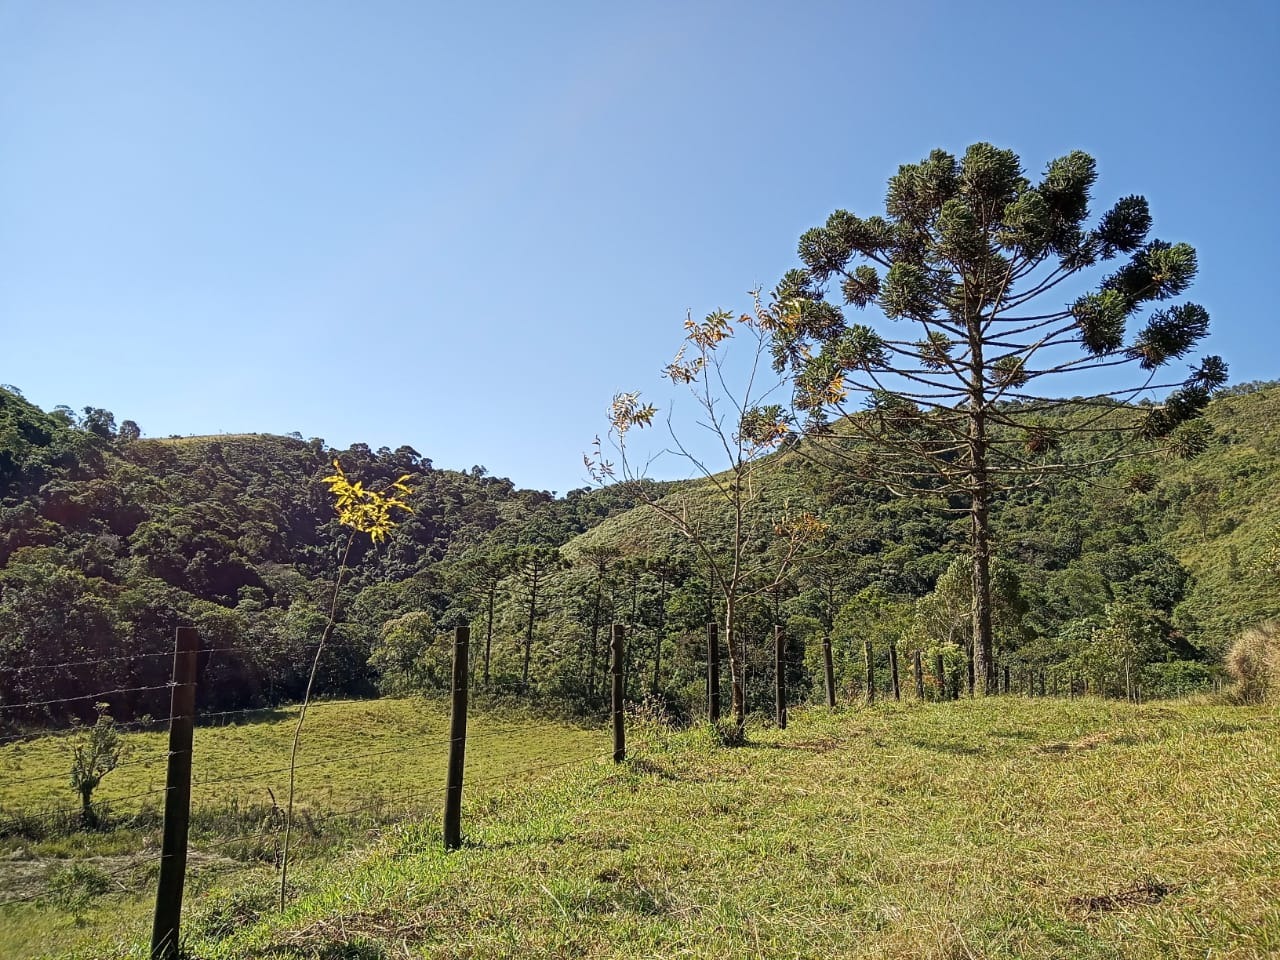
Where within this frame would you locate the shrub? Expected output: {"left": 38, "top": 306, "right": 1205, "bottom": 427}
{"left": 1225, "top": 620, "right": 1280, "bottom": 703}
{"left": 48, "top": 863, "right": 111, "bottom": 910}
{"left": 68, "top": 703, "right": 124, "bottom": 828}
{"left": 1140, "top": 660, "right": 1214, "bottom": 699}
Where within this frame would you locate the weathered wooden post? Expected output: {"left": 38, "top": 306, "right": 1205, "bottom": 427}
{"left": 934, "top": 651, "right": 946, "bottom": 702}
{"left": 706, "top": 622, "right": 721, "bottom": 724}
{"left": 888, "top": 642, "right": 901, "bottom": 701}
{"left": 821, "top": 636, "right": 836, "bottom": 708}
{"left": 774, "top": 625, "right": 787, "bottom": 729}
{"left": 150, "top": 626, "right": 199, "bottom": 960}
{"left": 864, "top": 640, "right": 875, "bottom": 704}
{"left": 443, "top": 624, "right": 470, "bottom": 851}
{"left": 913, "top": 649, "right": 925, "bottom": 700}
{"left": 612, "top": 624, "right": 625, "bottom": 762}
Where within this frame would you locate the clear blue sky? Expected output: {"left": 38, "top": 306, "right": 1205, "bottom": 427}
{"left": 2, "top": 1, "right": 1277, "bottom": 492}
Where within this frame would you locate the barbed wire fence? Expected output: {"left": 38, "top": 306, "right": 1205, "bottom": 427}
{"left": 0, "top": 614, "right": 1091, "bottom": 957}
{"left": 0, "top": 622, "right": 628, "bottom": 959}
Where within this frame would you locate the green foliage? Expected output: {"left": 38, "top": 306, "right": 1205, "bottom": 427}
{"left": 4, "top": 381, "right": 1280, "bottom": 723}
{"left": 369, "top": 611, "right": 450, "bottom": 694}
{"left": 68, "top": 704, "right": 124, "bottom": 827}
{"left": 47, "top": 861, "right": 112, "bottom": 911}
{"left": 776, "top": 143, "right": 1226, "bottom": 693}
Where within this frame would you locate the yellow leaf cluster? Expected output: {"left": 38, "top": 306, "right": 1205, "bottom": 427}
{"left": 664, "top": 345, "right": 706, "bottom": 385}
{"left": 320, "top": 460, "right": 414, "bottom": 544}
{"left": 610, "top": 392, "right": 658, "bottom": 436}
{"left": 684, "top": 311, "right": 733, "bottom": 350}
{"left": 773, "top": 511, "right": 829, "bottom": 542}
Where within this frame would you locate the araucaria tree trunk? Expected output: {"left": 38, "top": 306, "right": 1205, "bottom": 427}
{"left": 522, "top": 567, "right": 539, "bottom": 690}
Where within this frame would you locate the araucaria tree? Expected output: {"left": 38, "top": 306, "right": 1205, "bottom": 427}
{"left": 772, "top": 143, "right": 1226, "bottom": 693}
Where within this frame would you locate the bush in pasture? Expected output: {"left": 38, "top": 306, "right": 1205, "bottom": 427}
{"left": 68, "top": 703, "right": 124, "bottom": 828}
{"left": 1225, "top": 620, "right": 1280, "bottom": 703}
{"left": 48, "top": 862, "right": 111, "bottom": 911}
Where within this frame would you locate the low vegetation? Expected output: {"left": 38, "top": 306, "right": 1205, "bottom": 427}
{"left": 5, "top": 696, "right": 1268, "bottom": 959}
{"left": 0, "top": 698, "right": 605, "bottom": 959}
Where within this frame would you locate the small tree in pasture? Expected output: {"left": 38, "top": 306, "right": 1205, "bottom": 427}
{"left": 68, "top": 703, "right": 124, "bottom": 828}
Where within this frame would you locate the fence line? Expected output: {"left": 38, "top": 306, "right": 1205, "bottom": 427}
{"left": 0, "top": 648, "right": 243, "bottom": 675}
{"left": 3, "top": 618, "right": 1091, "bottom": 953}
{"left": 0, "top": 683, "right": 177, "bottom": 713}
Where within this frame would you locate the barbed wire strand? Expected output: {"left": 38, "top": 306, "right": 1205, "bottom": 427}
{"left": 0, "top": 647, "right": 245, "bottom": 675}
{"left": 0, "top": 683, "right": 180, "bottom": 713}
{"left": 0, "top": 752, "right": 178, "bottom": 788}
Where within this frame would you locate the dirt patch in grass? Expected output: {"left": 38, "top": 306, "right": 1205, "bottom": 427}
{"left": 271, "top": 906, "right": 447, "bottom": 953}
{"left": 1067, "top": 878, "right": 1180, "bottom": 914}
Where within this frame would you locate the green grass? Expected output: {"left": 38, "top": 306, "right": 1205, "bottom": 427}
{"left": 0, "top": 698, "right": 606, "bottom": 959}
{"left": 5, "top": 696, "right": 1278, "bottom": 959}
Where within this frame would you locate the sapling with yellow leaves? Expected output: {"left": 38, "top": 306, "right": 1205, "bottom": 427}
{"left": 280, "top": 460, "right": 414, "bottom": 908}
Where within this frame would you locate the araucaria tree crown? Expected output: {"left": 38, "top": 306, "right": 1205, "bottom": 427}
{"left": 771, "top": 143, "right": 1226, "bottom": 693}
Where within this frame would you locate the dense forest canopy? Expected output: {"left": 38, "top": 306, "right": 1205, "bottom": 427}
{"left": 2, "top": 380, "right": 1278, "bottom": 728}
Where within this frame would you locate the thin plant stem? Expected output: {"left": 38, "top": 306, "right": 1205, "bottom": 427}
{"left": 279, "top": 529, "right": 355, "bottom": 910}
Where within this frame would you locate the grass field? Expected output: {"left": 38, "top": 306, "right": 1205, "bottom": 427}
{"left": 2, "top": 695, "right": 1278, "bottom": 959}
{"left": 0, "top": 698, "right": 607, "bottom": 958}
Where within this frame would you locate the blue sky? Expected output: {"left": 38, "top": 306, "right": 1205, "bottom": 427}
{"left": 2, "top": 1, "right": 1277, "bottom": 492}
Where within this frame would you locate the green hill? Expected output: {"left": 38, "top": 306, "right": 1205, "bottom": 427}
{"left": 564, "top": 384, "right": 1280, "bottom": 662}
{"left": 3, "top": 383, "right": 1279, "bottom": 730}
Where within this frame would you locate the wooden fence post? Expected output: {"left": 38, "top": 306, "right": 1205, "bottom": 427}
{"left": 774, "top": 626, "right": 787, "bottom": 729}
{"left": 913, "top": 649, "right": 925, "bottom": 700}
{"left": 822, "top": 636, "right": 836, "bottom": 708}
{"left": 934, "top": 652, "right": 946, "bottom": 702}
{"left": 612, "top": 624, "right": 625, "bottom": 762}
{"left": 443, "top": 624, "right": 469, "bottom": 851}
{"left": 864, "top": 640, "right": 874, "bottom": 704}
{"left": 706, "top": 622, "right": 721, "bottom": 724}
{"left": 888, "top": 642, "right": 901, "bottom": 701}
{"left": 150, "top": 626, "right": 199, "bottom": 960}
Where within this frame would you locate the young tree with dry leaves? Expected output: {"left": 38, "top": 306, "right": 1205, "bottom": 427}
{"left": 588, "top": 298, "right": 824, "bottom": 731}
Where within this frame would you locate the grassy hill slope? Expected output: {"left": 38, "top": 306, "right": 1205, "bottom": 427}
{"left": 0, "top": 699, "right": 606, "bottom": 959}
{"left": 174, "top": 697, "right": 1280, "bottom": 960}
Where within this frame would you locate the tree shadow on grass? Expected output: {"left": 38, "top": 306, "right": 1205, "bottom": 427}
{"left": 905, "top": 737, "right": 986, "bottom": 756}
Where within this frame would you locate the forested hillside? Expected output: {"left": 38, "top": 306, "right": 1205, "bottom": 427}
{"left": 568, "top": 381, "right": 1280, "bottom": 709}
{"left": 2, "top": 382, "right": 1278, "bottom": 729}
{"left": 0, "top": 385, "right": 661, "bottom": 725}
